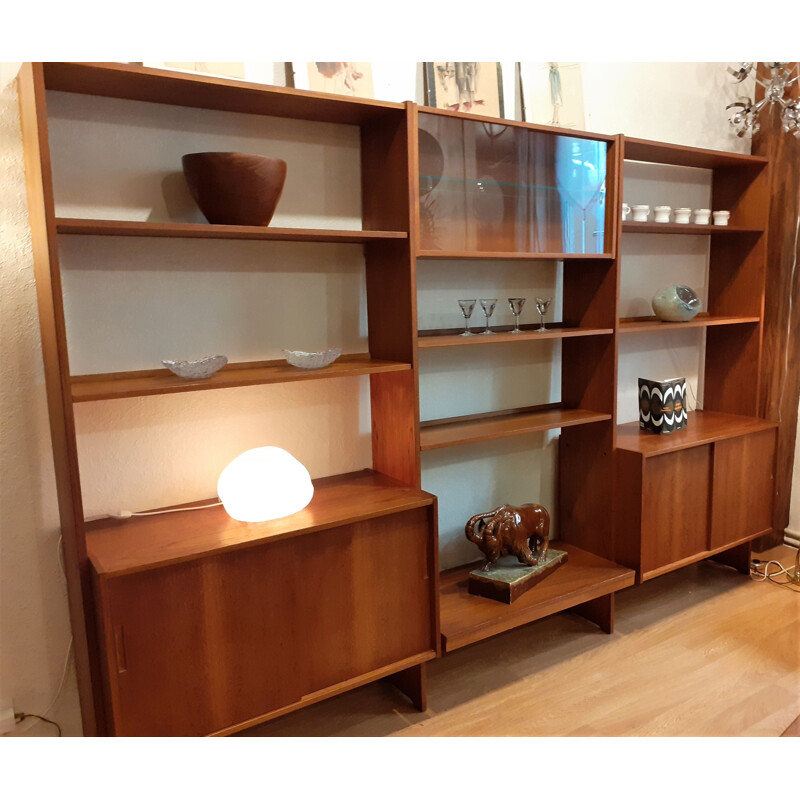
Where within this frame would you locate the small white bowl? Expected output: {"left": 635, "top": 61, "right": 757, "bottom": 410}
{"left": 283, "top": 348, "right": 342, "bottom": 370}
{"left": 162, "top": 355, "right": 228, "bottom": 380}
{"left": 713, "top": 210, "right": 731, "bottom": 226}
{"left": 693, "top": 208, "right": 711, "bottom": 225}
{"left": 654, "top": 206, "right": 672, "bottom": 223}
{"left": 674, "top": 208, "right": 691, "bottom": 224}
{"left": 632, "top": 204, "right": 650, "bottom": 222}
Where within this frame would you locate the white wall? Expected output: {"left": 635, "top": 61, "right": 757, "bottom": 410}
{"left": 0, "top": 62, "right": 767, "bottom": 737}
{"left": 0, "top": 77, "right": 81, "bottom": 736}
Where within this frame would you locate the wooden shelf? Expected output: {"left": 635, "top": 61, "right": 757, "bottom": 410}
{"left": 71, "top": 354, "right": 410, "bottom": 402}
{"left": 616, "top": 410, "right": 777, "bottom": 457}
{"left": 420, "top": 405, "right": 611, "bottom": 451}
{"left": 56, "top": 218, "right": 408, "bottom": 243}
{"left": 439, "top": 542, "right": 635, "bottom": 652}
{"left": 86, "top": 469, "right": 434, "bottom": 577}
{"left": 622, "top": 222, "right": 764, "bottom": 235}
{"left": 418, "top": 325, "right": 613, "bottom": 348}
{"left": 417, "top": 250, "right": 613, "bottom": 261}
{"left": 624, "top": 137, "right": 769, "bottom": 169}
{"left": 619, "top": 315, "right": 760, "bottom": 333}
{"left": 42, "top": 62, "right": 405, "bottom": 125}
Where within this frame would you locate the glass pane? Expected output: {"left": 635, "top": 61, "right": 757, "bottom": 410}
{"left": 418, "top": 113, "right": 607, "bottom": 255}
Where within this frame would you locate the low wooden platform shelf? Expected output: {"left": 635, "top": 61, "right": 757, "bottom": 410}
{"left": 439, "top": 543, "right": 635, "bottom": 652}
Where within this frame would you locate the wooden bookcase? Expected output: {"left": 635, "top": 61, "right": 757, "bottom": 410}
{"left": 615, "top": 138, "right": 776, "bottom": 582}
{"left": 18, "top": 62, "right": 435, "bottom": 736}
{"left": 19, "top": 63, "right": 773, "bottom": 735}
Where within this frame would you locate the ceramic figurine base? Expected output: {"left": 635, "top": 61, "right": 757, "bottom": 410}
{"left": 468, "top": 549, "right": 568, "bottom": 604}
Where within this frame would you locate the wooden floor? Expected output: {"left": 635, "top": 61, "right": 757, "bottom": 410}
{"left": 239, "top": 545, "right": 800, "bottom": 737}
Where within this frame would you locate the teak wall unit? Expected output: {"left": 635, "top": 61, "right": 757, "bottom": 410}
{"left": 19, "top": 61, "right": 433, "bottom": 737}
{"left": 19, "top": 63, "right": 773, "bottom": 736}
{"left": 615, "top": 139, "right": 776, "bottom": 582}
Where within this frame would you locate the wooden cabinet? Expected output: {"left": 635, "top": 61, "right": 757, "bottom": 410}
{"left": 90, "top": 471, "right": 437, "bottom": 736}
{"left": 20, "top": 62, "right": 773, "bottom": 735}
{"left": 616, "top": 416, "right": 777, "bottom": 581}
{"left": 614, "top": 137, "right": 774, "bottom": 582}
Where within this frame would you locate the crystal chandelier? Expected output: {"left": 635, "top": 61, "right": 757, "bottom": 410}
{"left": 726, "top": 63, "right": 800, "bottom": 139}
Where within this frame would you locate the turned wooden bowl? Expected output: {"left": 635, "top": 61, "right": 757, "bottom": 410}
{"left": 181, "top": 152, "right": 287, "bottom": 226}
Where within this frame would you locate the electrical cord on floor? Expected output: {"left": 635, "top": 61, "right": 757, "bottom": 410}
{"left": 750, "top": 553, "right": 800, "bottom": 592}
{"left": 13, "top": 713, "right": 61, "bottom": 737}
{"left": 6, "top": 537, "right": 75, "bottom": 737}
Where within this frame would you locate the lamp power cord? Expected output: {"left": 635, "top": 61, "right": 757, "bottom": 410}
{"left": 749, "top": 548, "right": 800, "bottom": 592}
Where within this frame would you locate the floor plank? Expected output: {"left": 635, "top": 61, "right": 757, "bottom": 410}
{"left": 240, "top": 545, "right": 800, "bottom": 737}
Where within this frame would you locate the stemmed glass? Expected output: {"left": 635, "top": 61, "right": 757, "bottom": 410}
{"left": 535, "top": 297, "right": 552, "bottom": 332}
{"left": 457, "top": 299, "right": 477, "bottom": 337}
{"left": 508, "top": 298, "right": 526, "bottom": 334}
{"left": 479, "top": 299, "right": 497, "bottom": 335}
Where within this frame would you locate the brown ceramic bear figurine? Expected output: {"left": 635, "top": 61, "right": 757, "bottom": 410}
{"left": 465, "top": 503, "right": 550, "bottom": 570}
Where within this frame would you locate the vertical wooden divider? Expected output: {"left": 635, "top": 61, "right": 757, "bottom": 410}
{"left": 17, "top": 63, "right": 104, "bottom": 735}
{"left": 560, "top": 136, "right": 622, "bottom": 563}
{"left": 363, "top": 104, "right": 421, "bottom": 488}
{"left": 362, "top": 102, "right": 440, "bottom": 664}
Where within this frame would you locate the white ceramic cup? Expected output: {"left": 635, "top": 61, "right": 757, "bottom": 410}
{"left": 713, "top": 210, "right": 731, "bottom": 226}
{"left": 632, "top": 205, "right": 650, "bottom": 222}
{"left": 622, "top": 202, "right": 631, "bottom": 220}
{"left": 674, "top": 208, "right": 691, "bottom": 224}
{"left": 693, "top": 208, "right": 711, "bottom": 225}
{"left": 654, "top": 206, "right": 672, "bottom": 223}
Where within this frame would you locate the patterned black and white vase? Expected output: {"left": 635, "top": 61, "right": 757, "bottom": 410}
{"left": 638, "top": 377, "right": 688, "bottom": 434}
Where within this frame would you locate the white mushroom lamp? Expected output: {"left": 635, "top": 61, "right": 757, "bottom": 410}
{"left": 217, "top": 446, "right": 314, "bottom": 523}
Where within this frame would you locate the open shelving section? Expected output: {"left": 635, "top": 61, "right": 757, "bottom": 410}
{"left": 20, "top": 61, "right": 431, "bottom": 736}
{"left": 615, "top": 136, "right": 774, "bottom": 583}
{"left": 23, "top": 62, "right": 774, "bottom": 731}
{"left": 414, "top": 106, "right": 634, "bottom": 651}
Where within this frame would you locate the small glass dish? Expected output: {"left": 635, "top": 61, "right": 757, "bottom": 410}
{"left": 162, "top": 355, "right": 228, "bottom": 380}
{"left": 282, "top": 348, "right": 342, "bottom": 370}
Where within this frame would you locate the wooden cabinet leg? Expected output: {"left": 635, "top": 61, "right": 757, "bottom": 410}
{"left": 386, "top": 663, "right": 427, "bottom": 712}
{"left": 573, "top": 593, "right": 614, "bottom": 634}
{"left": 710, "top": 541, "right": 752, "bottom": 574}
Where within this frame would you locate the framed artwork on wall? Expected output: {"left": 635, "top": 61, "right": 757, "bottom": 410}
{"left": 291, "top": 62, "right": 375, "bottom": 98}
{"left": 520, "top": 62, "right": 585, "bottom": 130}
{"left": 424, "top": 62, "right": 504, "bottom": 117}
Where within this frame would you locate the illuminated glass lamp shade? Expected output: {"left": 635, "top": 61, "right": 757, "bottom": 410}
{"left": 218, "top": 447, "right": 314, "bottom": 523}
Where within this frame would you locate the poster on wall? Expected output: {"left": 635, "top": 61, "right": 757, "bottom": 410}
{"left": 424, "top": 62, "right": 504, "bottom": 117}
{"left": 291, "top": 63, "right": 375, "bottom": 99}
{"left": 520, "top": 62, "right": 585, "bottom": 130}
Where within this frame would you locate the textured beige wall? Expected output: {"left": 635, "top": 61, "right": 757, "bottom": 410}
{"left": 1, "top": 62, "right": 778, "bottom": 738}
{"left": 0, "top": 76, "right": 81, "bottom": 735}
